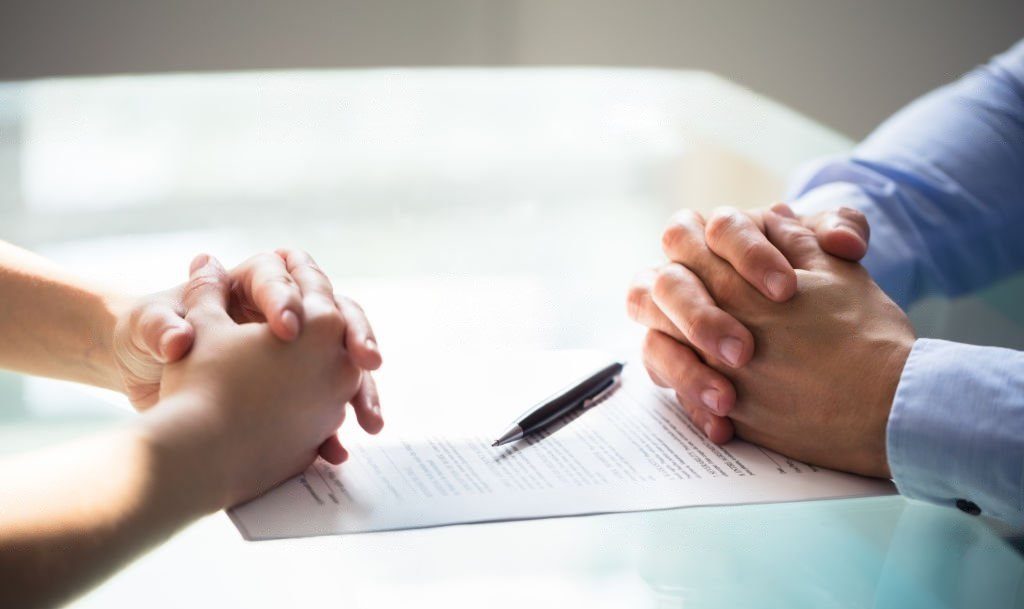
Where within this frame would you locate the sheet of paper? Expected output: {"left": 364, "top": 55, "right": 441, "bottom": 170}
{"left": 229, "top": 356, "right": 893, "bottom": 540}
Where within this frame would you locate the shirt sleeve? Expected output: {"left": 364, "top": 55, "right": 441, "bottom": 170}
{"left": 790, "top": 38, "right": 1024, "bottom": 310}
{"left": 888, "top": 338, "right": 1024, "bottom": 525}
{"left": 788, "top": 40, "right": 1024, "bottom": 523}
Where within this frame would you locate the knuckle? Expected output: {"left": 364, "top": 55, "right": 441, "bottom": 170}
{"left": 278, "top": 248, "right": 317, "bottom": 272}
{"left": 711, "top": 205, "right": 741, "bottom": 218}
{"left": 642, "top": 328, "right": 661, "bottom": 354}
{"left": 738, "top": 237, "right": 770, "bottom": 267}
{"left": 275, "top": 248, "right": 299, "bottom": 264}
{"left": 296, "top": 263, "right": 332, "bottom": 286}
{"left": 650, "top": 266, "right": 679, "bottom": 302}
{"left": 660, "top": 223, "right": 692, "bottom": 254}
{"left": 668, "top": 360, "right": 697, "bottom": 392}
{"left": 248, "top": 252, "right": 285, "bottom": 273}
{"left": 676, "top": 392, "right": 700, "bottom": 420}
{"left": 137, "top": 307, "right": 166, "bottom": 334}
{"left": 260, "top": 274, "right": 298, "bottom": 293}
{"left": 185, "top": 302, "right": 220, "bottom": 322}
{"left": 661, "top": 209, "right": 704, "bottom": 254}
{"left": 189, "top": 273, "right": 224, "bottom": 289}
{"left": 684, "top": 308, "right": 718, "bottom": 344}
{"left": 779, "top": 217, "right": 814, "bottom": 239}
{"left": 625, "top": 282, "right": 650, "bottom": 320}
{"left": 704, "top": 208, "right": 744, "bottom": 246}
{"left": 670, "top": 208, "right": 704, "bottom": 225}
{"left": 183, "top": 275, "right": 224, "bottom": 300}
{"left": 294, "top": 248, "right": 317, "bottom": 267}
{"left": 310, "top": 264, "right": 331, "bottom": 282}
{"left": 792, "top": 228, "right": 819, "bottom": 249}
{"left": 645, "top": 364, "right": 666, "bottom": 388}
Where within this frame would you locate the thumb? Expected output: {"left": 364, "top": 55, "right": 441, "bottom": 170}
{"left": 804, "top": 206, "right": 870, "bottom": 261}
{"left": 134, "top": 302, "right": 194, "bottom": 363}
{"left": 763, "top": 210, "right": 830, "bottom": 271}
{"left": 183, "top": 253, "right": 232, "bottom": 327}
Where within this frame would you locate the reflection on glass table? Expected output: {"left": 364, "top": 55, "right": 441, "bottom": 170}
{"left": 0, "top": 69, "right": 1022, "bottom": 608}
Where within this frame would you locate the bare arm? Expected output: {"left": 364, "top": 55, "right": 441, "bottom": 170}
{"left": 0, "top": 254, "right": 368, "bottom": 608}
{"left": 0, "top": 406, "right": 218, "bottom": 609}
{"left": 0, "top": 240, "right": 126, "bottom": 390}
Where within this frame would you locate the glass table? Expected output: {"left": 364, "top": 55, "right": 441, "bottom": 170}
{"left": 1, "top": 69, "right": 1022, "bottom": 608}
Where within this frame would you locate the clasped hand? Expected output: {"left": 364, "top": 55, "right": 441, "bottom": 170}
{"left": 113, "top": 249, "right": 382, "bottom": 505}
{"left": 628, "top": 203, "right": 915, "bottom": 478}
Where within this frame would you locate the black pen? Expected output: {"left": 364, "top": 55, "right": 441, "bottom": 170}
{"left": 491, "top": 361, "right": 625, "bottom": 447}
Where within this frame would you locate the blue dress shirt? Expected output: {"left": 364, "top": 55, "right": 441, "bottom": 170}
{"left": 790, "top": 39, "right": 1024, "bottom": 523}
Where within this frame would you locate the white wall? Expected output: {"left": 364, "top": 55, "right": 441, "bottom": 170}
{"left": 0, "top": 0, "right": 1021, "bottom": 137}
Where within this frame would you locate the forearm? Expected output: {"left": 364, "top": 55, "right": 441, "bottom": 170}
{"left": 791, "top": 39, "right": 1024, "bottom": 308}
{"left": 0, "top": 398, "right": 221, "bottom": 609}
{"left": 0, "top": 240, "right": 128, "bottom": 390}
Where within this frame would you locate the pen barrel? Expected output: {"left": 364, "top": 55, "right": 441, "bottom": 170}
{"left": 518, "top": 395, "right": 588, "bottom": 431}
{"left": 516, "top": 363, "right": 622, "bottom": 433}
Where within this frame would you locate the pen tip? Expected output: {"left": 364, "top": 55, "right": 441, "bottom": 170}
{"left": 491, "top": 441, "right": 499, "bottom": 447}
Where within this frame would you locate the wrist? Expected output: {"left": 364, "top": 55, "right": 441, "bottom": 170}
{"left": 90, "top": 291, "right": 134, "bottom": 393}
{"left": 135, "top": 393, "right": 231, "bottom": 515}
{"left": 870, "top": 335, "right": 914, "bottom": 479}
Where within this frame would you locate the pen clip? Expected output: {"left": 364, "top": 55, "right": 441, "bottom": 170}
{"left": 581, "top": 376, "right": 622, "bottom": 410}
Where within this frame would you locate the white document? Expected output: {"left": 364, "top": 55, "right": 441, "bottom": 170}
{"left": 229, "top": 355, "right": 894, "bottom": 540}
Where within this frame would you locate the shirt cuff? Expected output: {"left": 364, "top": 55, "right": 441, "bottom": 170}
{"left": 887, "top": 338, "right": 1024, "bottom": 524}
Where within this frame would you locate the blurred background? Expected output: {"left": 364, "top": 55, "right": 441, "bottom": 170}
{"left": 1, "top": 0, "right": 1023, "bottom": 138}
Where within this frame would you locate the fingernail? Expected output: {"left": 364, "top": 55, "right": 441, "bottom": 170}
{"left": 772, "top": 203, "right": 797, "bottom": 218}
{"left": 833, "top": 223, "right": 866, "bottom": 242}
{"left": 190, "top": 254, "right": 210, "bottom": 273}
{"left": 365, "top": 338, "right": 378, "bottom": 353}
{"left": 701, "top": 389, "right": 722, "bottom": 414}
{"left": 703, "top": 422, "right": 713, "bottom": 438}
{"left": 765, "top": 271, "right": 788, "bottom": 299}
{"left": 281, "top": 310, "right": 300, "bottom": 338}
{"left": 719, "top": 337, "right": 744, "bottom": 367}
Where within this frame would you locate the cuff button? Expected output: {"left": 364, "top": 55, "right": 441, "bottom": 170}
{"left": 956, "top": 499, "right": 981, "bottom": 516}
